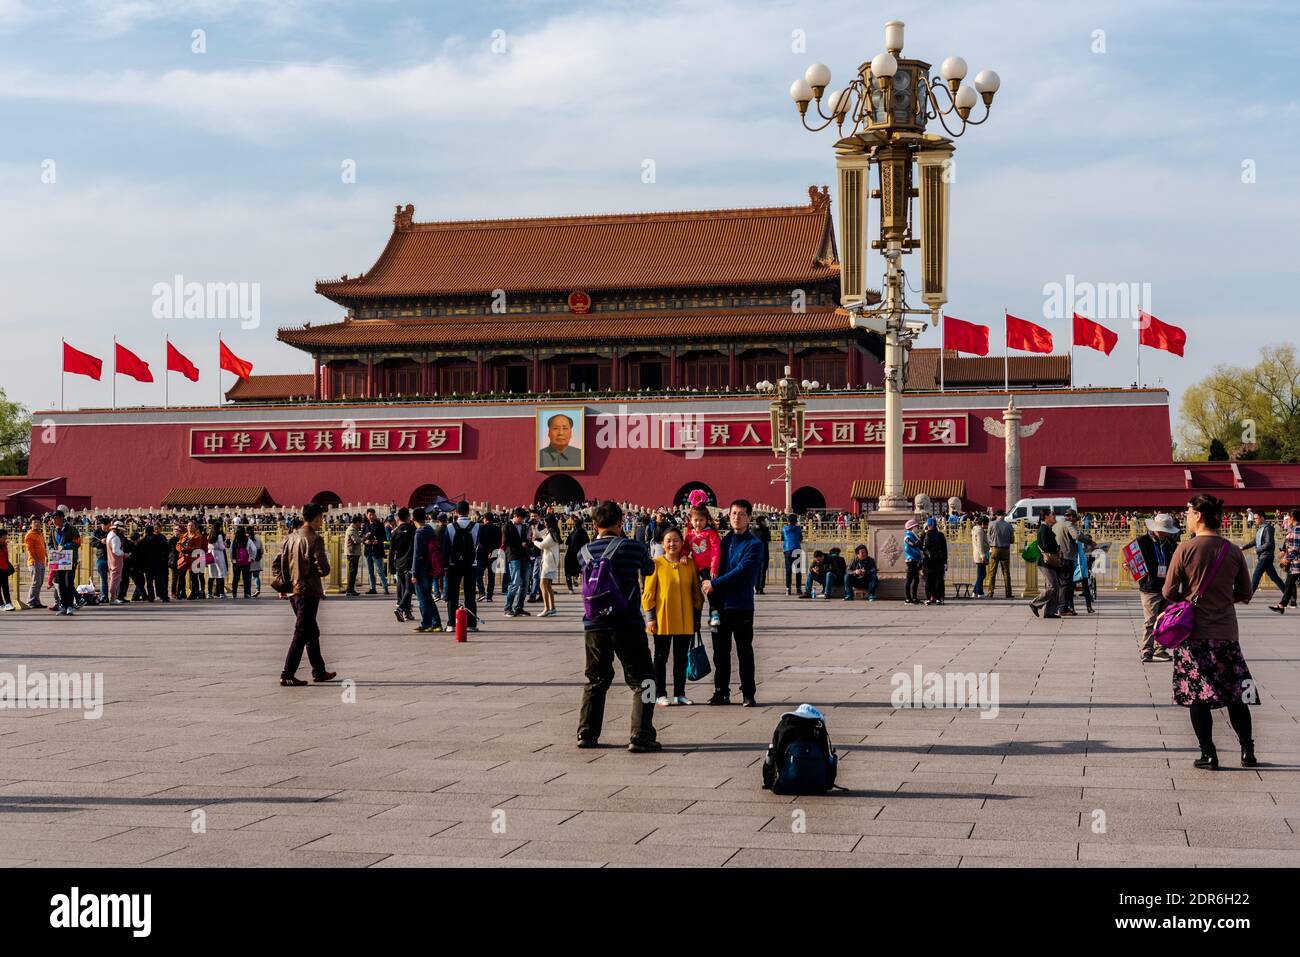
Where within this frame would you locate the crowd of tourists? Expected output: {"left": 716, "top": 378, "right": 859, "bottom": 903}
{"left": 2, "top": 494, "right": 1285, "bottom": 770}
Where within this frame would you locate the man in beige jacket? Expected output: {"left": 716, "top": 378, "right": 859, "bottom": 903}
{"left": 280, "top": 503, "right": 337, "bottom": 686}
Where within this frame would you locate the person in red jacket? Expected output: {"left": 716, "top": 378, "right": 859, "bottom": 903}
{"left": 684, "top": 504, "right": 722, "bottom": 630}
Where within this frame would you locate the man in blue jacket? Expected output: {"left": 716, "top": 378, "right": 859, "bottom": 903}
{"left": 703, "top": 499, "right": 764, "bottom": 707}
{"left": 781, "top": 514, "right": 803, "bottom": 595}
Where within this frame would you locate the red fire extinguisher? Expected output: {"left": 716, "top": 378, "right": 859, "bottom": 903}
{"left": 455, "top": 606, "right": 468, "bottom": 642}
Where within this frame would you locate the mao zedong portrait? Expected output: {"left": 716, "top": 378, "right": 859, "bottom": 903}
{"left": 538, "top": 411, "right": 583, "bottom": 470}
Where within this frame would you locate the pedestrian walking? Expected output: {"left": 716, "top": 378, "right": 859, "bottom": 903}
{"left": 344, "top": 516, "right": 364, "bottom": 596}
{"left": 1130, "top": 513, "right": 1181, "bottom": 660}
{"left": 444, "top": 501, "right": 481, "bottom": 631}
{"left": 537, "top": 514, "right": 561, "bottom": 617}
{"left": 1029, "top": 511, "right": 1063, "bottom": 619}
{"left": 1268, "top": 509, "right": 1300, "bottom": 614}
{"left": 903, "top": 518, "right": 924, "bottom": 604}
{"left": 642, "top": 526, "right": 704, "bottom": 707}
{"left": 230, "top": 525, "right": 253, "bottom": 598}
{"left": 49, "top": 510, "right": 80, "bottom": 616}
{"left": 207, "top": 519, "right": 228, "bottom": 598}
{"left": 563, "top": 517, "right": 588, "bottom": 594}
{"left": 922, "top": 517, "right": 948, "bottom": 605}
{"left": 502, "top": 508, "right": 531, "bottom": 618}
{"left": 1164, "top": 494, "right": 1256, "bottom": 770}
{"left": 277, "top": 503, "right": 336, "bottom": 686}
{"left": 106, "top": 520, "right": 127, "bottom": 605}
{"left": 703, "top": 500, "right": 763, "bottom": 707}
{"left": 389, "top": 507, "right": 416, "bottom": 622}
{"left": 576, "top": 500, "right": 659, "bottom": 752}
{"left": 362, "top": 508, "right": 391, "bottom": 595}
{"left": 1055, "top": 509, "right": 1079, "bottom": 615}
{"left": 1243, "top": 509, "right": 1284, "bottom": 596}
{"left": 781, "top": 514, "right": 803, "bottom": 595}
{"left": 987, "top": 509, "right": 1015, "bottom": 598}
{"left": 410, "top": 507, "right": 445, "bottom": 633}
{"left": 972, "top": 515, "right": 989, "bottom": 598}
{"left": 23, "top": 517, "right": 47, "bottom": 609}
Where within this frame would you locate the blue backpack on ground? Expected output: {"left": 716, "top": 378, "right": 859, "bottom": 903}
{"left": 579, "top": 537, "right": 628, "bottom": 623}
{"left": 762, "top": 704, "right": 839, "bottom": 795}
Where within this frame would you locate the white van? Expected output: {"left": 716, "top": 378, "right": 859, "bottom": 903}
{"left": 1008, "top": 497, "right": 1078, "bottom": 525}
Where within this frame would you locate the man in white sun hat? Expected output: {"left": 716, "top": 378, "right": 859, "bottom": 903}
{"left": 1131, "top": 512, "right": 1181, "bottom": 663}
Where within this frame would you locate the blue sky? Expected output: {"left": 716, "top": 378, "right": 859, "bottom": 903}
{"left": 1, "top": 0, "right": 1297, "bottom": 441}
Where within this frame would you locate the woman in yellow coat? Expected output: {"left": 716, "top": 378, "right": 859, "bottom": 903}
{"left": 642, "top": 527, "right": 704, "bottom": 707}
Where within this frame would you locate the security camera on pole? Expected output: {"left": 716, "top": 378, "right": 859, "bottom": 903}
{"left": 789, "top": 18, "right": 1000, "bottom": 597}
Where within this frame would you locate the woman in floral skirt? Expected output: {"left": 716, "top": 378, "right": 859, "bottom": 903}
{"left": 1162, "top": 494, "right": 1257, "bottom": 770}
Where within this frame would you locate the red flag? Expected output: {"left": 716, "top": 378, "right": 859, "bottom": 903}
{"left": 1006, "top": 313, "right": 1053, "bottom": 354}
{"left": 1072, "top": 313, "right": 1118, "bottom": 356}
{"left": 166, "top": 341, "right": 200, "bottom": 382}
{"left": 219, "top": 339, "right": 253, "bottom": 379}
{"left": 62, "top": 341, "right": 102, "bottom": 380}
{"left": 1138, "top": 312, "right": 1186, "bottom": 357}
{"left": 943, "top": 315, "right": 990, "bottom": 356}
{"left": 114, "top": 342, "right": 154, "bottom": 382}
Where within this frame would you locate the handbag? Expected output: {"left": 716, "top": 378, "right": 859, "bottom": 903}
{"left": 1042, "top": 550, "right": 1063, "bottom": 569}
{"left": 1020, "top": 541, "right": 1040, "bottom": 564}
{"left": 1152, "top": 538, "right": 1232, "bottom": 650}
{"left": 685, "top": 631, "right": 711, "bottom": 682}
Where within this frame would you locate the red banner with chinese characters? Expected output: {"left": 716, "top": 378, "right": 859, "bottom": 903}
{"left": 190, "top": 422, "right": 463, "bottom": 457}
{"left": 660, "top": 413, "right": 968, "bottom": 451}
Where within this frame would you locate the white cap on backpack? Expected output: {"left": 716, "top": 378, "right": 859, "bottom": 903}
{"left": 783, "top": 703, "right": 824, "bottom": 721}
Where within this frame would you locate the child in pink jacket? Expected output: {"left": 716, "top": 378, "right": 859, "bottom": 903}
{"left": 684, "top": 503, "right": 722, "bottom": 629}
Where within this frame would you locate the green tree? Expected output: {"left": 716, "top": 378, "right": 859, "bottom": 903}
{"left": 1178, "top": 345, "right": 1300, "bottom": 462}
{"left": 0, "top": 388, "right": 30, "bottom": 475}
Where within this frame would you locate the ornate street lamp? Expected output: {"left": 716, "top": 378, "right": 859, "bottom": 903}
{"left": 789, "top": 18, "right": 1000, "bottom": 590}
{"left": 757, "top": 367, "right": 807, "bottom": 514}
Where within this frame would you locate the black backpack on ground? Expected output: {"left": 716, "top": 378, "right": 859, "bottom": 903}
{"left": 762, "top": 711, "right": 839, "bottom": 795}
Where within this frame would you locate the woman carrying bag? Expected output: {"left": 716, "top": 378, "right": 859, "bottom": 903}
{"left": 1162, "top": 494, "right": 1257, "bottom": 770}
{"left": 642, "top": 527, "right": 704, "bottom": 707}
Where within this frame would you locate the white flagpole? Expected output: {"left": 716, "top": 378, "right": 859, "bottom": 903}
{"left": 1003, "top": 309, "right": 1009, "bottom": 393}
{"left": 1136, "top": 319, "right": 1142, "bottom": 388}
{"left": 165, "top": 335, "right": 170, "bottom": 409}
{"left": 61, "top": 337, "right": 65, "bottom": 411}
{"left": 112, "top": 335, "right": 117, "bottom": 409}
{"left": 217, "top": 333, "right": 222, "bottom": 406}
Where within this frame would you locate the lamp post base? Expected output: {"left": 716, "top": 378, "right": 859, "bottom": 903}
{"left": 869, "top": 505, "right": 921, "bottom": 600}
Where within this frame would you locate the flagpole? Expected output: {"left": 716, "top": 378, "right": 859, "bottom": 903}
{"left": 61, "top": 337, "right": 65, "bottom": 411}
{"left": 1136, "top": 319, "right": 1141, "bottom": 388}
{"left": 165, "top": 335, "right": 170, "bottom": 409}
{"left": 112, "top": 336, "right": 117, "bottom": 410}
{"left": 1003, "top": 309, "right": 1009, "bottom": 394}
{"left": 217, "top": 333, "right": 221, "bottom": 406}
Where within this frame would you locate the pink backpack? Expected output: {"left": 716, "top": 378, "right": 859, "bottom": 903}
{"left": 1153, "top": 539, "right": 1231, "bottom": 650}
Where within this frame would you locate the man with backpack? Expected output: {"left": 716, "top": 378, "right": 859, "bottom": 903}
{"left": 443, "top": 500, "right": 481, "bottom": 634}
{"left": 576, "top": 500, "right": 658, "bottom": 753}
{"left": 389, "top": 507, "right": 416, "bottom": 623}
{"left": 501, "top": 508, "right": 531, "bottom": 618}
{"left": 702, "top": 499, "right": 764, "bottom": 707}
{"left": 410, "top": 507, "right": 444, "bottom": 634}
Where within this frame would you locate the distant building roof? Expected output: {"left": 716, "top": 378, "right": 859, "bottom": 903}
{"left": 160, "top": 486, "right": 278, "bottom": 508}
{"left": 906, "top": 348, "right": 1071, "bottom": 390}
{"left": 315, "top": 187, "right": 840, "bottom": 302}
{"left": 279, "top": 305, "right": 860, "bottom": 351}
{"left": 224, "top": 374, "right": 314, "bottom": 402}
{"left": 850, "top": 479, "right": 966, "bottom": 501}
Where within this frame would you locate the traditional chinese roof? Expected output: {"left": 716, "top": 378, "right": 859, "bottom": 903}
{"left": 160, "top": 486, "right": 278, "bottom": 508}
{"left": 279, "top": 305, "right": 860, "bottom": 352}
{"left": 849, "top": 479, "right": 966, "bottom": 501}
{"left": 315, "top": 187, "right": 839, "bottom": 303}
{"left": 225, "top": 374, "right": 315, "bottom": 402}
{"left": 905, "top": 349, "right": 1071, "bottom": 390}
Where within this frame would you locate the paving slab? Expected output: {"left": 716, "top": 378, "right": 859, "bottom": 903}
{"left": 0, "top": 591, "right": 1295, "bottom": 866}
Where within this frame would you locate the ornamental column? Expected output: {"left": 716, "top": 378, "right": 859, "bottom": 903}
{"left": 1004, "top": 396, "right": 1022, "bottom": 514}
{"left": 366, "top": 354, "right": 375, "bottom": 398}
{"left": 313, "top": 356, "right": 322, "bottom": 400}
{"left": 728, "top": 345, "right": 738, "bottom": 389}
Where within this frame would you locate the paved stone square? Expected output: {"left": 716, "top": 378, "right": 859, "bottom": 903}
{"left": 0, "top": 591, "right": 1297, "bottom": 868}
